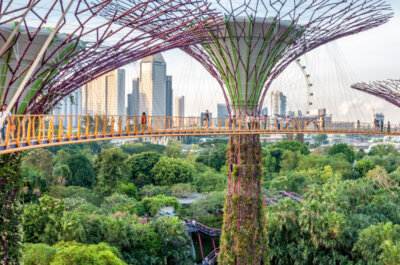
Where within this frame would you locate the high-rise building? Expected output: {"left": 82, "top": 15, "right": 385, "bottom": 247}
{"left": 271, "top": 91, "right": 286, "bottom": 116}
{"left": 139, "top": 53, "right": 167, "bottom": 116}
{"left": 52, "top": 87, "right": 82, "bottom": 127}
{"left": 261, "top": 107, "right": 268, "bottom": 116}
{"left": 127, "top": 78, "right": 140, "bottom": 116}
{"left": 288, "top": 111, "right": 295, "bottom": 118}
{"left": 166, "top": 76, "right": 173, "bottom": 117}
{"left": 217, "top": 103, "right": 229, "bottom": 118}
{"left": 82, "top": 69, "right": 126, "bottom": 116}
{"left": 174, "top": 96, "right": 185, "bottom": 117}
{"left": 374, "top": 113, "right": 384, "bottom": 123}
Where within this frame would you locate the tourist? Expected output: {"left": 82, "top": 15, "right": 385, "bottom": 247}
{"left": 203, "top": 257, "right": 209, "bottom": 265}
{"left": 387, "top": 121, "right": 391, "bottom": 133}
{"left": 204, "top": 110, "right": 210, "bottom": 128}
{"left": 263, "top": 114, "right": 268, "bottom": 129}
{"left": 246, "top": 114, "right": 251, "bottom": 130}
{"left": 357, "top": 120, "right": 361, "bottom": 131}
{"left": 141, "top": 112, "right": 147, "bottom": 131}
{"left": 0, "top": 104, "right": 12, "bottom": 143}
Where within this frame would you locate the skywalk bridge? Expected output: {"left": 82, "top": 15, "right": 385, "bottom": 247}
{"left": 0, "top": 115, "right": 399, "bottom": 154}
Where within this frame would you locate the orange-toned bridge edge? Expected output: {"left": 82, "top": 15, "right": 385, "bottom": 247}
{"left": 0, "top": 115, "right": 399, "bottom": 154}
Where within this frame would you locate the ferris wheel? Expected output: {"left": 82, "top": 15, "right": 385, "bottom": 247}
{"left": 294, "top": 58, "right": 313, "bottom": 115}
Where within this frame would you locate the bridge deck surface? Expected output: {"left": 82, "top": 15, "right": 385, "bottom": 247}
{"left": 1, "top": 115, "right": 398, "bottom": 154}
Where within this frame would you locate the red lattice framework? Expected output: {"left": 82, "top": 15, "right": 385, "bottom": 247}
{"left": 0, "top": 0, "right": 221, "bottom": 115}
{"left": 352, "top": 79, "right": 400, "bottom": 108}
{"left": 181, "top": 0, "right": 393, "bottom": 115}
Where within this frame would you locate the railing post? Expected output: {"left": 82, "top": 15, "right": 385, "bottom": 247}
{"left": 126, "top": 116, "right": 130, "bottom": 135}
{"left": 48, "top": 116, "right": 54, "bottom": 143}
{"left": 67, "top": 116, "right": 72, "bottom": 141}
{"left": 94, "top": 116, "right": 98, "bottom": 138}
{"left": 58, "top": 116, "right": 63, "bottom": 142}
{"left": 85, "top": 116, "right": 89, "bottom": 138}
{"left": 118, "top": 116, "right": 122, "bottom": 136}
{"left": 77, "top": 116, "right": 81, "bottom": 140}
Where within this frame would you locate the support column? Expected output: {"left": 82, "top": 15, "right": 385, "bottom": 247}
{"left": 218, "top": 134, "right": 267, "bottom": 265}
{"left": 197, "top": 232, "right": 204, "bottom": 261}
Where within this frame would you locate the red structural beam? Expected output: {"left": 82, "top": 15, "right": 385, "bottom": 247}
{"left": 0, "top": 0, "right": 221, "bottom": 114}
{"left": 351, "top": 79, "right": 400, "bottom": 108}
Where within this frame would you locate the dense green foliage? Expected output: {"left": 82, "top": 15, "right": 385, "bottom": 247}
{"left": 3, "top": 138, "right": 398, "bottom": 264}
{"left": 152, "top": 157, "right": 195, "bottom": 186}
{"left": 0, "top": 153, "right": 24, "bottom": 264}
{"left": 23, "top": 241, "right": 127, "bottom": 265}
{"left": 65, "top": 154, "right": 95, "bottom": 188}
{"left": 126, "top": 152, "right": 162, "bottom": 187}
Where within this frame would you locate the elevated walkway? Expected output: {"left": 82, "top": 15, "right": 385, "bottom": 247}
{"left": 1, "top": 115, "right": 398, "bottom": 154}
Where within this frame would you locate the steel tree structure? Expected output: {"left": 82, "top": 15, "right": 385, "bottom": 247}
{"left": 351, "top": 79, "right": 400, "bottom": 108}
{"left": 0, "top": 0, "right": 221, "bottom": 118}
{"left": 180, "top": 0, "right": 393, "bottom": 264}
{"left": 0, "top": 1, "right": 221, "bottom": 263}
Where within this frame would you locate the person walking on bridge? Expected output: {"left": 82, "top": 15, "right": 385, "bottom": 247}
{"left": 141, "top": 112, "right": 147, "bottom": 131}
{"left": 0, "top": 104, "right": 13, "bottom": 143}
{"left": 204, "top": 110, "right": 210, "bottom": 129}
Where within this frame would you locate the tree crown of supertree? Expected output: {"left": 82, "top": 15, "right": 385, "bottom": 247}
{"left": 182, "top": 0, "right": 393, "bottom": 115}
{"left": 352, "top": 79, "right": 400, "bottom": 108}
{"left": 0, "top": 0, "right": 221, "bottom": 114}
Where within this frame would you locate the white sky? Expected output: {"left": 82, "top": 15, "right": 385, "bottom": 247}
{"left": 123, "top": 0, "right": 400, "bottom": 123}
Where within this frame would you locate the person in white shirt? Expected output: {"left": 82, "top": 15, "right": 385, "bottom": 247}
{"left": 0, "top": 104, "right": 12, "bottom": 143}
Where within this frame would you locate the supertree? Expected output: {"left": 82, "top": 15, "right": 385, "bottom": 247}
{"left": 0, "top": 0, "right": 221, "bottom": 118}
{"left": 352, "top": 79, "right": 400, "bottom": 108}
{"left": 0, "top": 1, "right": 221, "bottom": 263}
{"left": 179, "top": 1, "right": 393, "bottom": 264}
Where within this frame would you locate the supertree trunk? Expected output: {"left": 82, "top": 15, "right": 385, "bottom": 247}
{"left": 0, "top": 153, "right": 24, "bottom": 265}
{"left": 219, "top": 134, "right": 267, "bottom": 265}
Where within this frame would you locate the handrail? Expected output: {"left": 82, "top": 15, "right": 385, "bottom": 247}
{"left": 0, "top": 115, "right": 398, "bottom": 154}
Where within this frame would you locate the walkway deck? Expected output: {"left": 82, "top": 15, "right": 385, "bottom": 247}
{"left": 1, "top": 115, "right": 398, "bottom": 154}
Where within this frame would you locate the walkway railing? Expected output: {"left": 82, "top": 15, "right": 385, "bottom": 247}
{"left": 0, "top": 115, "right": 399, "bottom": 153}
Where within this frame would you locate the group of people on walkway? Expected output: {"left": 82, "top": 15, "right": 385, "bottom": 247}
{"left": 373, "top": 118, "right": 391, "bottom": 133}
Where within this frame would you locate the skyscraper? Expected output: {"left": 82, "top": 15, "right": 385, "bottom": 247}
{"left": 174, "top": 96, "right": 185, "bottom": 117}
{"left": 271, "top": 91, "right": 286, "bottom": 116}
{"left": 217, "top": 103, "right": 229, "bottom": 118}
{"left": 139, "top": 53, "right": 167, "bottom": 116}
{"left": 82, "top": 69, "right": 125, "bottom": 116}
{"left": 127, "top": 78, "right": 140, "bottom": 116}
{"left": 166, "top": 75, "right": 173, "bottom": 117}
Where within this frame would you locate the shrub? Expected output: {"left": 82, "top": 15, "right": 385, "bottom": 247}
{"left": 23, "top": 243, "right": 57, "bottom": 265}
{"left": 151, "top": 157, "right": 195, "bottom": 186}
{"left": 140, "top": 195, "right": 180, "bottom": 216}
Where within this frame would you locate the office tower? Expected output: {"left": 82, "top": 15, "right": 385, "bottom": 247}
{"left": 271, "top": 91, "right": 286, "bottom": 116}
{"left": 288, "top": 111, "right": 295, "bottom": 118}
{"left": 82, "top": 69, "right": 126, "bottom": 116}
{"left": 52, "top": 88, "right": 82, "bottom": 127}
{"left": 318, "top": 108, "right": 327, "bottom": 116}
{"left": 261, "top": 107, "right": 268, "bottom": 116}
{"left": 297, "top": 110, "right": 302, "bottom": 117}
{"left": 127, "top": 78, "right": 140, "bottom": 116}
{"left": 174, "top": 96, "right": 185, "bottom": 117}
{"left": 374, "top": 113, "right": 384, "bottom": 123}
{"left": 139, "top": 53, "right": 167, "bottom": 116}
{"left": 217, "top": 103, "right": 229, "bottom": 118}
{"left": 166, "top": 76, "right": 173, "bottom": 117}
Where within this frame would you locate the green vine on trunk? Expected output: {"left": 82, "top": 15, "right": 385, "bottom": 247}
{"left": 218, "top": 134, "right": 268, "bottom": 264}
{"left": 0, "top": 153, "right": 24, "bottom": 265}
